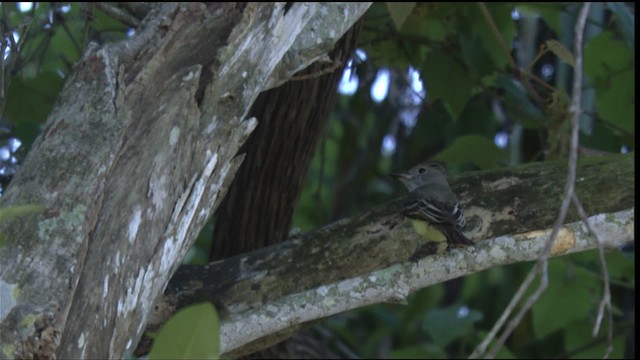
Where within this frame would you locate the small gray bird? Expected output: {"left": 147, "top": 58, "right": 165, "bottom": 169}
{"left": 391, "top": 161, "right": 474, "bottom": 251}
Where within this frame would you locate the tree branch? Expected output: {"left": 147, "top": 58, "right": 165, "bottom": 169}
{"left": 223, "top": 209, "right": 632, "bottom": 357}
{"left": 93, "top": 3, "right": 142, "bottom": 28}
{"left": 143, "top": 153, "right": 634, "bottom": 357}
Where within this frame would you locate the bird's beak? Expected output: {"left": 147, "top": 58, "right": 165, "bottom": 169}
{"left": 389, "top": 172, "right": 410, "bottom": 180}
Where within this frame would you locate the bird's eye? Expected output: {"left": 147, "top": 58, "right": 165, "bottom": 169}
{"left": 418, "top": 167, "right": 426, "bottom": 174}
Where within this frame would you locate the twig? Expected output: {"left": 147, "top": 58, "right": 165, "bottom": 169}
{"left": 468, "top": 262, "right": 540, "bottom": 358}
{"left": 59, "top": 14, "right": 82, "bottom": 54}
{"left": 121, "top": 3, "right": 153, "bottom": 20}
{"left": 313, "top": 132, "right": 326, "bottom": 225}
{"left": 1, "top": 4, "right": 8, "bottom": 101}
{"left": 472, "top": 3, "right": 593, "bottom": 358}
{"left": 477, "top": 3, "right": 518, "bottom": 72}
{"left": 582, "top": 110, "right": 635, "bottom": 138}
{"left": 290, "top": 59, "right": 343, "bottom": 81}
{"left": 572, "top": 192, "right": 613, "bottom": 358}
{"left": 555, "top": 319, "right": 633, "bottom": 359}
{"left": 94, "top": 2, "right": 141, "bottom": 28}
{"left": 485, "top": 258, "right": 548, "bottom": 358}
{"left": 1, "top": 4, "right": 32, "bottom": 114}
{"left": 571, "top": 11, "right": 613, "bottom": 358}
{"left": 477, "top": 2, "right": 549, "bottom": 122}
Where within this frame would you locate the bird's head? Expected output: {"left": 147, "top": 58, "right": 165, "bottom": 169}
{"left": 390, "top": 161, "right": 447, "bottom": 192}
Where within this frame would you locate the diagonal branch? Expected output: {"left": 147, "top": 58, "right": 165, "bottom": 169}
{"left": 142, "top": 153, "right": 634, "bottom": 357}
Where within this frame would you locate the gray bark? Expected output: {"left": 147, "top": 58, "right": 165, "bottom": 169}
{"left": 0, "top": 3, "right": 370, "bottom": 359}
{"left": 156, "top": 153, "right": 634, "bottom": 357}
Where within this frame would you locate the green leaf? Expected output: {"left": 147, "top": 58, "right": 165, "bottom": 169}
{"left": 0, "top": 204, "right": 45, "bottom": 246}
{"left": 0, "top": 204, "right": 45, "bottom": 222}
{"left": 564, "top": 318, "right": 626, "bottom": 359}
{"left": 43, "top": 20, "right": 82, "bottom": 74}
{"left": 390, "top": 343, "right": 447, "bottom": 359}
{"left": 455, "top": 94, "right": 499, "bottom": 136}
{"left": 601, "top": 251, "right": 635, "bottom": 285}
{"left": 386, "top": 2, "right": 416, "bottom": 30}
{"left": 364, "top": 39, "right": 413, "bottom": 69}
{"left": 570, "top": 250, "right": 635, "bottom": 288}
{"left": 606, "top": 2, "right": 635, "bottom": 48}
{"left": 400, "top": 3, "right": 456, "bottom": 42}
{"left": 93, "top": 4, "right": 130, "bottom": 32}
{"left": 517, "top": 4, "right": 564, "bottom": 37}
{"left": 584, "top": 32, "right": 635, "bottom": 134}
{"left": 405, "top": 286, "right": 444, "bottom": 321}
{"left": 408, "top": 101, "right": 453, "bottom": 155}
{"left": 423, "top": 305, "right": 483, "bottom": 347}
{"left": 594, "top": 75, "right": 634, "bottom": 134}
{"left": 584, "top": 32, "right": 633, "bottom": 78}
{"left": 4, "top": 72, "right": 64, "bottom": 121}
{"left": 498, "top": 75, "right": 546, "bottom": 129}
{"left": 458, "top": 31, "right": 497, "bottom": 78}
{"left": 531, "top": 260, "right": 597, "bottom": 339}
{"left": 545, "top": 39, "right": 575, "bottom": 68}
{"left": 148, "top": 303, "right": 220, "bottom": 360}
{"left": 421, "top": 51, "right": 473, "bottom": 117}
{"left": 433, "top": 134, "right": 507, "bottom": 169}
{"left": 402, "top": 12, "right": 446, "bottom": 42}
{"left": 466, "top": 3, "right": 517, "bottom": 70}
{"left": 580, "top": 120, "right": 626, "bottom": 153}
{"left": 473, "top": 330, "right": 517, "bottom": 359}
{"left": 4, "top": 71, "right": 65, "bottom": 147}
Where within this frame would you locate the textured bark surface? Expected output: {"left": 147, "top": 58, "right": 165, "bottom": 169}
{"left": 212, "top": 20, "right": 363, "bottom": 260}
{"left": 154, "top": 153, "right": 634, "bottom": 356}
{"left": 0, "top": 3, "right": 371, "bottom": 359}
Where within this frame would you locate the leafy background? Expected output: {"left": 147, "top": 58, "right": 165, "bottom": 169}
{"left": 0, "top": 2, "right": 634, "bottom": 358}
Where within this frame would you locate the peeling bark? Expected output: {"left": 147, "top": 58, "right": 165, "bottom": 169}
{"left": 0, "top": 3, "right": 370, "bottom": 358}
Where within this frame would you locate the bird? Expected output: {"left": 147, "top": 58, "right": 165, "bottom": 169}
{"left": 390, "top": 161, "right": 474, "bottom": 256}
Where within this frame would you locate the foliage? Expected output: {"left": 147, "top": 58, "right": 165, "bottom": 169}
{"left": 0, "top": 2, "right": 634, "bottom": 359}
{"left": 147, "top": 302, "right": 220, "bottom": 360}
{"left": 293, "top": 2, "right": 634, "bottom": 358}
{"left": 1, "top": 3, "right": 128, "bottom": 150}
{"left": 0, "top": 203, "right": 44, "bottom": 245}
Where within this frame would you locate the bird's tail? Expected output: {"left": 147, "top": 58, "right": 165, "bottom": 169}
{"left": 440, "top": 225, "right": 475, "bottom": 248}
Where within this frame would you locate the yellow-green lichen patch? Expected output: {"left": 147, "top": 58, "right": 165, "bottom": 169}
{"left": 37, "top": 204, "right": 86, "bottom": 242}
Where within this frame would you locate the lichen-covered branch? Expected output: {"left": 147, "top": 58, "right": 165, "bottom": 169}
{"left": 147, "top": 153, "right": 633, "bottom": 356}
{"left": 221, "top": 207, "right": 632, "bottom": 357}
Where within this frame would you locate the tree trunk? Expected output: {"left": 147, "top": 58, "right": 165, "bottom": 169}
{"left": 211, "top": 20, "right": 362, "bottom": 260}
{"left": 0, "top": 3, "right": 370, "bottom": 358}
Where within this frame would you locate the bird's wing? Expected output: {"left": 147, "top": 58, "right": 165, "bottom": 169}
{"left": 402, "top": 197, "right": 466, "bottom": 228}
